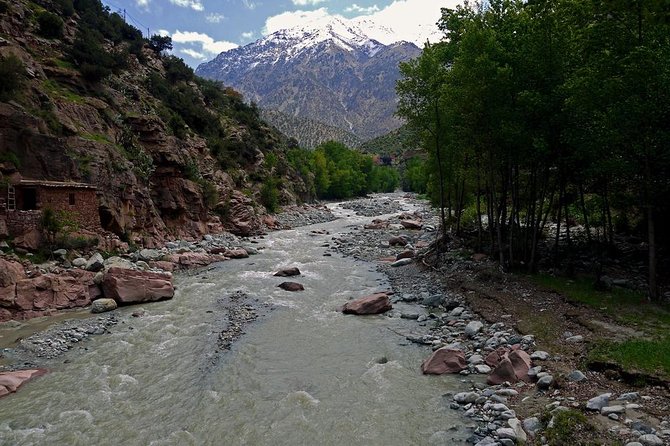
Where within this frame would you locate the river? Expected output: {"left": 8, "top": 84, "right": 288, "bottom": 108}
{"left": 0, "top": 197, "right": 471, "bottom": 445}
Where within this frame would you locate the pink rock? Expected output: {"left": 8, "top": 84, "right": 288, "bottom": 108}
{"left": 102, "top": 267, "right": 174, "bottom": 304}
{"left": 389, "top": 236, "right": 408, "bottom": 247}
{"left": 149, "top": 261, "right": 176, "bottom": 272}
{"left": 0, "top": 369, "right": 47, "bottom": 398}
{"left": 277, "top": 282, "right": 304, "bottom": 292}
{"left": 400, "top": 220, "right": 423, "bottom": 230}
{"left": 0, "top": 259, "right": 25, "bottom": 287}
{"left": 485, "top": 346, "right": 509, "bottom": 368}
{"left": 342, "top": 293, "right": 392, "bottom": 315}
{"left": 396, "top": 250, "right": 415, "bottom": 260}
{"left": 486, "top": 349, "right": 532, "bottom": 385}
{"left": 223, "top": 248, "right": 249, "bottom": 259}
{"left": 177, "top": 252, "right": 213, "bottom": 268}
{"left": 421, "top": 348, "right": 467, "bottom": 374}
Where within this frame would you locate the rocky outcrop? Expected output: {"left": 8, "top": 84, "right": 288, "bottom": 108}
{"left": 101, "top": 267, "right": 174, "bottom": 304}
{"left": 421, "top": 348, "right": 467, "bottom": 375}
{"left": 0, "top": 369, "right": 47, "bottom": 398}
{"left": 342, "top": 293, "right": 392, "bottom": 315}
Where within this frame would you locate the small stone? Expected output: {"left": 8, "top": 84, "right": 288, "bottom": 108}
{"left": 72, "top": 258, "right": 87, "bottom": 268}
{"left": 475, "top": 364, "right": 492, "bottom": 374}
{"left": 565, "top": 335, "right": 584, "bottom": 343}
{"left": 567, "top": 370, "right": 587, "bottom": 382}
{"left": 454, "top": 392, "right": 479, "bottom": 404}
{"left": 601, "top": 405, "right": 625, "bottom": 416}
{"left": 468, "top": 354, "right": 484, "bottom": 365}
{"left": 537, "top": 375, "right": 554, "bottom": 390}
{"left": 464, "top": 321, "right": 484, "bottom": 337}
{"left": 530, "top": 351, "right": 550, "bottom": 361}
{"left": 523, "top": 417, "right": 543, "bottom": 437}
{"left": 619, "top": 392, "right": 640, "bottom": 401}
{"left": 390, "top": 258, "right": 412, "bottom": 267}
{"left": 277, "top": 282, "right": 304, "bottom": 292}
{"left": 53, "top": 249, "right": 68, "bottom": 258}
{"left": 508, "top": 418, "right": 527, "bottom": 444}
{"left": 496, "top": 427, "right": 517, "bottom": 441}
{"left": 638, "top": 434, "right": 663, "bottom": 446}
{"left": 608, "top": 413, "right": 620, "bottom": 421}
{"left": 85, "top": 253, "right": 105, "bottom": 272}
{"left": 91, "top": 298, "right": 117, "bottom": 314}
{"left": 586, "top": 393, "right": 612, "bottom": 411}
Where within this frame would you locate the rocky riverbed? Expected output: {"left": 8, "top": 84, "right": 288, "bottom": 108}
{"left": 327, "top": 194, "right": 670, "bottom": 446}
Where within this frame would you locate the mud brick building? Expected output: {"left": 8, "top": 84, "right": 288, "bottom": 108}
{"left": 0, "top": 179, "right": 101, "bottom": 240}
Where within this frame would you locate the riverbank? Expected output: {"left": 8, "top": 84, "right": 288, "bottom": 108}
{"left": 329, "top": 194, "right": 670, "bottom": 446}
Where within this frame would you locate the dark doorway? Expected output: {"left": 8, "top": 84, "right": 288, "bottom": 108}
{"left": 21, "top": 188, "right": 38, "bottom": 210}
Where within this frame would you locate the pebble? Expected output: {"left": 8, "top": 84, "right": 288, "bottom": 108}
{"left": 530, "top": 351, "right": 550, "bottom": 360}
{"left": 587, "top": 393, "right": 612, "bottom": 411}
{"left": 567, "top": 370, "right": 587, "bottom": 382}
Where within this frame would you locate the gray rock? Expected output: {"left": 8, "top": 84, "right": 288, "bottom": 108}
{"left": 139, "top": 248, "right": 163, "bottom": 261}
{"left": 450, "top": 306, "right": 464, "bottom": 317}
{"left": 601, "top": 405, "right": 625, "bottom": 415}
{"left": 523, "top": 417, "right": 542, "bottom": 437}
{"left": 465, "top": 321, "right": 484, "bottom": 337}
{"left": 135, "top": 260, "right": 150, "bottom": 271}
{"left": 496, "top": 389, "right": 519, "bottom": 397}
{"left": 527, "top": 366, "right": 542, "bottom": 380}
{"left": 625, "top": 442, "right": 643, "bottom": 446}
{"left": 454, "top": 392, "right": 479, "bottom": 404}
{"left": 53, "top": 248, "right": 68, "bottom": 258}
{"left": 468, "top": 354, "right": 484, "bottom": 365}
{"left": 72, "top": 258, "right": 87, "bottom": 268}
{"left": 537, "top": 375, "right": 554, "bottom": 390}
{"left": 475, "top": 364, "right": 492, "bottom": 374}
{"left": 0, "top": 241, "right": 9, "bottom": 250}
{"left": 565, "top": 335, "right": 584, "bottom": 343}
{"left": 638, "top": 434, "right": 664, "bottom": 446}
{"left": 390, "top": 258, "right": 412, "bottom": 267}
{"left": 619, "top": 392, "right": 640, "bottom": 401}
{"left": 496, "top": 427, "right": 517, "bottom": 441}
{"left": 85, "top": 253, "right": 104, "bottom": 272}
{"left": 93, "top": 271, "right": 104, "bottom": 285}
{"left": 567, "top": 370, "right": 587, "bottom": 382}
{"left": 586, "top": 393, "right": 612, "bottom": 411}
{"left": 530, "top": 350, "right": 550, "bottom": 361}
{"left": 422, "top": 294, "right": 443, "bottom": 307}
{"left": 104, "top": 256, "right": 134, "bottom": 270}
{"left": 91, "top": 298, "right": 118, "bottom": 314}
{"left": 508, "top": 418, "right": 527, "bottom": 444}
{"left": 474, "top": 437, "right": 497, "bottom": 446}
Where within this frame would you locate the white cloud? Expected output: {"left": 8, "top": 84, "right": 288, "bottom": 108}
{"left": 172, "top": 30, "right": 239, "bottom": 55}
{"left": 292, "top": 0, "right": 327, "bottom": 5}
{"left": 361, "top": 0, "right": 459, "bottom": 44}
{"left": 156, "top": 29, "right": 171, "bottom": 36}
{"left": 169, "top": 0, "right": 204, "bottom": 11}
{"left": 180, "top": 48, "right": 208, "bottom": 60}
{"left": 205, "top": 13, "right": 226, "bottom": 23}
{"left": 241, "top": 31, "right": 255, "bottom": 41}
{"left": 242, "top": 0, "right": 258, "bottom": 9}
{"left": 263, "top": 8, "right": 331, "bottom": 35}
{"left": 344, "top": 3, "right": 379, "bottom": 14}
{"left": 135, "top": 0, "right": 150, "bottom": 9}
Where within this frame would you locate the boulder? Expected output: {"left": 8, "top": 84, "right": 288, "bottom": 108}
{"left": 13, "top": 228, "right": 41, "bottom": 251}
{"left": 102, "top": 267, "right": 174, "bottom": 304}
{"left": 586, "top": 393, "right": 611, "bottom": 411}
{"left": 223, "top": 248, "right": 249, "bottom": 259}
{"left": 421, "top": 347, "right": 467, "bottom": 374}
{"left": 464, "top": 320, "right": 484, "bottom": 337}
{"left": 85, "top": 253, "right": 105, "bottom": 272}
{"left": 342, "top": 293, "right": 392, "bottom": 315}
{"left": 400, "top": 220, "right": 422, "bottom": 230}
{"left": 390, "top": 258, "right": 412, "bottom": 267}
{"left": 0, "top": 369, "right": 47, "bottom": 398}
{"left": 175, "top": 252, "right": 214, "bottom": 268}
{"left": 277, "top": 282, "right": 304, "bottom": 292}
{"left": 14, "top": 270, "right": 98, "bottom": 311}
{"left": 91, "top": 298, "right": 118, "bottom": 313}
{"left": 396, "top": 250, "right": 415, "bottom": 260}
{"left": 274, "top": 267, "right": 301, "bottom": 277}
{"left": 389, "top": 236, "right": 408, "bottom": 247}
{"left": 139, "top": 249, "right": 163, "bottom": 261}
{"left": 487, "top": 349, "right": 532, "bottom": 385}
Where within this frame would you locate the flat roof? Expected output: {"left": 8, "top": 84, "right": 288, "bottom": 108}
{"left": 18, "top": 179, "right": 97, "bottom": 190}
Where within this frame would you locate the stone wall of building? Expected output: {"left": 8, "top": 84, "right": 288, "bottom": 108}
{"left": 37, "top": 187, "right": 101, "bottom": 231}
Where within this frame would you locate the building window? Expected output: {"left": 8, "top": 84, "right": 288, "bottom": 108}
{"left": 69, "top": 193, "right": 75, "bottom": 205}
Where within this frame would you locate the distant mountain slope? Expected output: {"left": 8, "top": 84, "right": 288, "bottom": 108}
{"left": 260, "top": 109, "right": 361, "bottom": 149}
{"left": 359, "top": 124, "right": 422, "bottom": 158}
{"left": 195, "top": 16, "right": 421, "bottom": 141}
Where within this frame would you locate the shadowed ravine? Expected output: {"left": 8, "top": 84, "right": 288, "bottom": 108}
{"left": 0, "top": 199, "right": 470, "bottom": 445}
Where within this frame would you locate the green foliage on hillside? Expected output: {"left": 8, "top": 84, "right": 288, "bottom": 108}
{"left": 396, "top": 0, "right": 670, "bottom": 298}
{"left": 0, "top": 54, "right": 25, "bottom": 101}
{"left": 37, "top": 11, "right": 64, "bottom": 38}
{"left": 359, "top": 124, "right": 420, "bottom": 157}
{"left": 288, "top": 141, "right": 399, "bottom": 200}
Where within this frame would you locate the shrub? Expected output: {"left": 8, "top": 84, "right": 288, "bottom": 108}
{"left": 55, "top": 0, "right": 75, "bottom": 16}
{"left": 0, "top": 54, "right": 25, "bottom": 101}
{"left": 37, "top": 11, "right": 64, "bottom": 39}
{"left": 260, "top": 177, "right": 280, "bottom": 213}
{"left": 0, "top": 1, "right": 9, "bottom": 14}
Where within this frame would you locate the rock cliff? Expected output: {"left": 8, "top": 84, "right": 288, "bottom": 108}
{"left": 0, "top": 0, "right": 310, "bottom": 247}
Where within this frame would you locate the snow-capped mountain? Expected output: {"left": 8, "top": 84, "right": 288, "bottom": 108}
{"left": 195, "top": 16, "right": 422, "bottom": 141}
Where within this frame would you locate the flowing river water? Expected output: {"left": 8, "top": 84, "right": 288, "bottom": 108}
{"left": 0, "top": 198, "right": 471, "bottom": 445}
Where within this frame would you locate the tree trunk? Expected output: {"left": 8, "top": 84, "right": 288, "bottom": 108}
{"left": 648, "top": 205, "right": 658, "bottom": 301}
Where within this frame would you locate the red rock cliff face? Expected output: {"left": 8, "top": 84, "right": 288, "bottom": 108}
{"left": 0, "top": 0, "right": 311, "bottom": 247}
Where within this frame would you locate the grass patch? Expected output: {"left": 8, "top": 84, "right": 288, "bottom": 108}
{"left": 529, "top": 273, "right": 670, "bottom": 334}
{"left": 80, "top": 132, "right": 111, "bottom": 143}
{"left": 589, "top": 337, "right": 670, "bottom": 380}
{"left": 543, "top": 410, "right": 601, "bottom": 446}
{"left": 42, "top": 79, "right": 84, "bottom": 103}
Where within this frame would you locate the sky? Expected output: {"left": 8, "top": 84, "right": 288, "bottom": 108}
{"left": 101, "top": 0, "right": 461, "bottom": 67}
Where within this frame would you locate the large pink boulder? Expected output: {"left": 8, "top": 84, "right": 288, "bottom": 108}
{"left": 342, "top": 293, "right": 392, "bottom": 315}
{"left": 0, "top": 259, "right": 25, "bottom": 308}
{"left": 421, "top": 348, "right": 467, "bottom": 374}
{"left": 487, "top": 349, "right": 532, "bottom": 385}
{"left": 0, "top": 369, "right": 47, "bottom": 398}
{"left": 14, "top": 270, "right": 98, "bottom": 312}
{"left": 102, "top": 267, "right": 174, "bottom": 304}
